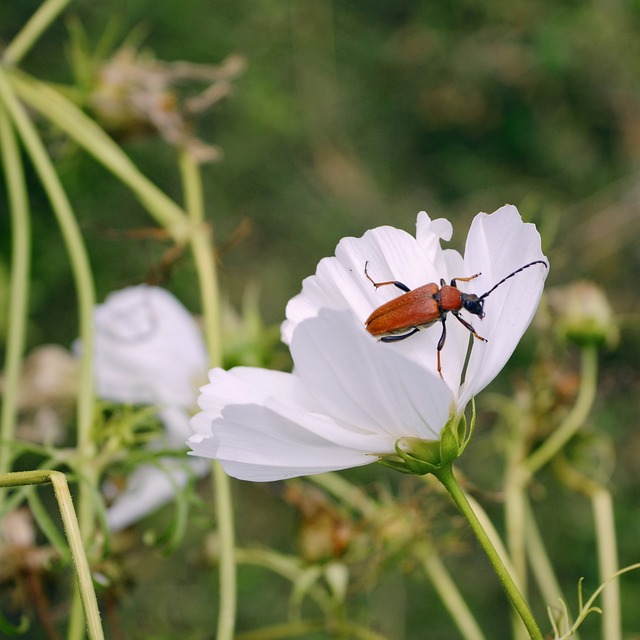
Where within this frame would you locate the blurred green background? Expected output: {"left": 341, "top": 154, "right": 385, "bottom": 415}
{"left": 2, "top": 1, "right": 640, "bottom": 638}
{"left": 2, "top": 0, "right": 639, "bottom": 337}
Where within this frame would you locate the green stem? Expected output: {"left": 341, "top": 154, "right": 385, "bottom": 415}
{"left": 523, "top": 498, "right": 578, "bottom": 639}
{"left": 2, "top": 0, "right": 74, "bottom": 66}
{"left": 0, "top": 66, "right": 96, "bottom": 501}
{"left": 0, "top": 68, "right": 97, "bottom": 640}
{"left": 592, "top": 488, "right": 620, "bottom": 640}
{"left": 415, "top": 543, "right": 487, "bottom": 640}
{"left": 179, "top": 152, "right": 222, "bottom": 365}
{"left": 524, "top": 346, "right": 598, "bottom": 476}
{"left": 504, "top": 420, "right": 530, "bottom": 640}
{"left": 179, "top": 152, "right": 235, "bottom": 640}
{"left": 9, "top": 70, "right": 190, "bottom": 240}
{"left": 0, "top": 471, "right": 105, "bottom": 640}
{"left": 0, "top": 104, "right": 30, "bottom": 476}
{"left": 432, "top": 463, "right": 544, "bottom": 640}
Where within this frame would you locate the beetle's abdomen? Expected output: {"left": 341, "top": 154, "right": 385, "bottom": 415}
{"left": 365, "top": 283, "right": 440, "bottom": 336}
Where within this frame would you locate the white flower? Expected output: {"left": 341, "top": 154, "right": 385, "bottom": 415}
{"left": 188, "top": 205, "right": 548, "bottom": 481}
{"left": 88, "top": 286, "right": 209, "bottom": 531}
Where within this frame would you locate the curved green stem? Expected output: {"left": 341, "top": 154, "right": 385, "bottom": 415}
{"left": 0, "top": 471, "right": 104, "bottom": 640}
{"left": 2, "top": 0, "right": 74, "bottom": 66}
{"left": 9, "top": 70, "right": 190, "bottom": 240}
{"left": 0, "top": 66, "right": 96, "bottom": 493}
{"left": 432, "top": 463, "right": 544, "bottom": 640}
{"left": 525, "top": 346, "right": 598, "bottom": 476}
{"left": 0, "top": 68, "right": 97, "bottom": 640}
{"left": 179, "top": 152, "right": 235, "bottom": 640}
{"left": 0, "top": 104, "right": 30, "bottom": 476}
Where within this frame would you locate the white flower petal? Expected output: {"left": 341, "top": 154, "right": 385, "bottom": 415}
{"left": 283, "top": 213, "right": 453, "bottom": 346}
{"left": 106, "top": 457, "right": 208, "bottom": 532}
{"left": 190, "top": 207, "right": 548, "bottom": 481}
{"left": 189, "top": 402, "right": 385, "bottom": 481}
{"left": 458, "top": 205, "right": 548, "bottom": 405}
{"left": 81, "top": 286, "right": 211, "bottom": 529}
{"left": 189, "top": 310, "right": 453, "bottom": 481}
{"left": 90, "top": 286, "right": 208, "bottom": 408}
{"left": 291, "top": 310, "right": 451, "bottom": 440}
{"left": 191, "top": 367, "right": 316, "bottom": 430}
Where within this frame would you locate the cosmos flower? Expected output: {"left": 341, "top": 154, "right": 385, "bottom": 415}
{"left": 88, "top": 286, "right": 209, "bottom": 531}
{"left": 188, "top": 205, "right": 548, "bottom": 481}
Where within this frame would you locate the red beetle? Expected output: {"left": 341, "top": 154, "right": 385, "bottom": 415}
{"left": 364, "top": 260, "right": 547, "bottom": 377}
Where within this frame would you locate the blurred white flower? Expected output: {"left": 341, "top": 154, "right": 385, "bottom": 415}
{"left": 88, "top": 286, "right": 209, "bottom": 531}
{"left": 188, "top": 205, "right": 548, "bottom": 481}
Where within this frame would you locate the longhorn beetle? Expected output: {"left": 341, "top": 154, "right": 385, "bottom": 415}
{"left": 364, "top": 260, "right": 548, "bottom": 377}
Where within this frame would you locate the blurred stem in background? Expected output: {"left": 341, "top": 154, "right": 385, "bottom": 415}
{"left": 0, "top": 471, "right": 104, "bottom": 640}
{"left": 0, "top": 66, "right": 97, "bottom": 640}
{"left": 1, "top": 2, "right": 238, "bottom": 637}
{"left": 0, "top": 104, "right": 30, "bottom": 477}
{"left": 502, "top": 341, "right": 603, "bottom": 638}
{"left": 180, "top": 150, "right": 236, "bottom": 640}
{"left": 312, "top": 472, "right": 487, "bottom": 640}
{"left": 2, "top": 0, "right": 73, "bottom": 66}
{"left": 525, "top": 346, "right": 599, "bottom": 476}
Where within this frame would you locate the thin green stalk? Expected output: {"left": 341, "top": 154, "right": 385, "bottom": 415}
{"left": 0, "top": 67, "right": 96, "bottom": 492}
{"left": 415, "top": 543, "right": 487, "bottom": 640}
{"left": 523, "top": 498, "right": 578, "bottom": 640}
{"left": 592, "top": 488, "right": 620, "bottom": 640}
{"left": 179, "top": 152, "right": 222, "bottom": 365}
{"left": 0, "top": 69, "right": 97, "bottom": 640}
{"left": 9, "top": 70, "right": 190, "bottom": 240}
{"left": 525, "top": 346, "right": 598, "bottom": 476}
{"left": 0, "top": 105, "right": 30, "bottom": 476}
{"left": 505, "top": 432, "right": 530, "bottom": 640}
{"left": 179, "top": 152, "right": 235, "bottom": 639}
{"left": 0, "top": 471, "right": 104, "bottom": 640}
{"left": 433, "top": 463, "right": 544, "bottom": 640}
{"left": 462, "top": 490, "right": 521, "bottom": 585}
{"left": 2, "top": 0, "right": 74, "bottom": 66}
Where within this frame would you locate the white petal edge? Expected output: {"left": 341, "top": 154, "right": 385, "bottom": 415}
{"left": 458, "top": 205, "right": 548, "bottom": 406}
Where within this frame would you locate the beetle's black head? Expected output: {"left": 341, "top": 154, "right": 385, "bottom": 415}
{"left": 461, "top": 293, "right": 485, "bottom": 319}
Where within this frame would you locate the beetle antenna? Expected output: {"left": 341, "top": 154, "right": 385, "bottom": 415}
{"left": 479, "top": 260, "right": 548, "bottom": 300}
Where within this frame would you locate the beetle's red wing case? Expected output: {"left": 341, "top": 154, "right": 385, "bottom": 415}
{"left": 365, "top": 283, "right": 440, "bottom": 336}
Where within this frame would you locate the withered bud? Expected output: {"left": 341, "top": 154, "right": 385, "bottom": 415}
{"left": 548, "top": 281, "right": 619, "bottom": 348}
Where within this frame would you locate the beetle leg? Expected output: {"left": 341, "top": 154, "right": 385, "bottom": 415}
{"left": 364, "top": 262, "right": 411, "bottom": 293}
{"left": 452, "top": 311, "right": 487, "bottom": 342}
{"left": 436, "top": 318, "right": 447, "bottom": 378}
{"left": 380, "top": 327, "right": 420, "bottom": 342}
{"left": 450, "top": 273, "right": 482, "bottom": 288}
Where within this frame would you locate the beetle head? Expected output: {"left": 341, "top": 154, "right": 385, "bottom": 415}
{"left": 461, "top": 293, "right": 485, "bottom": 319}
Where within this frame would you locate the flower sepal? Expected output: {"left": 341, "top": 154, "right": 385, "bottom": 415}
{"left": 379, "top": 405, "right": 475, "bottom": 476}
